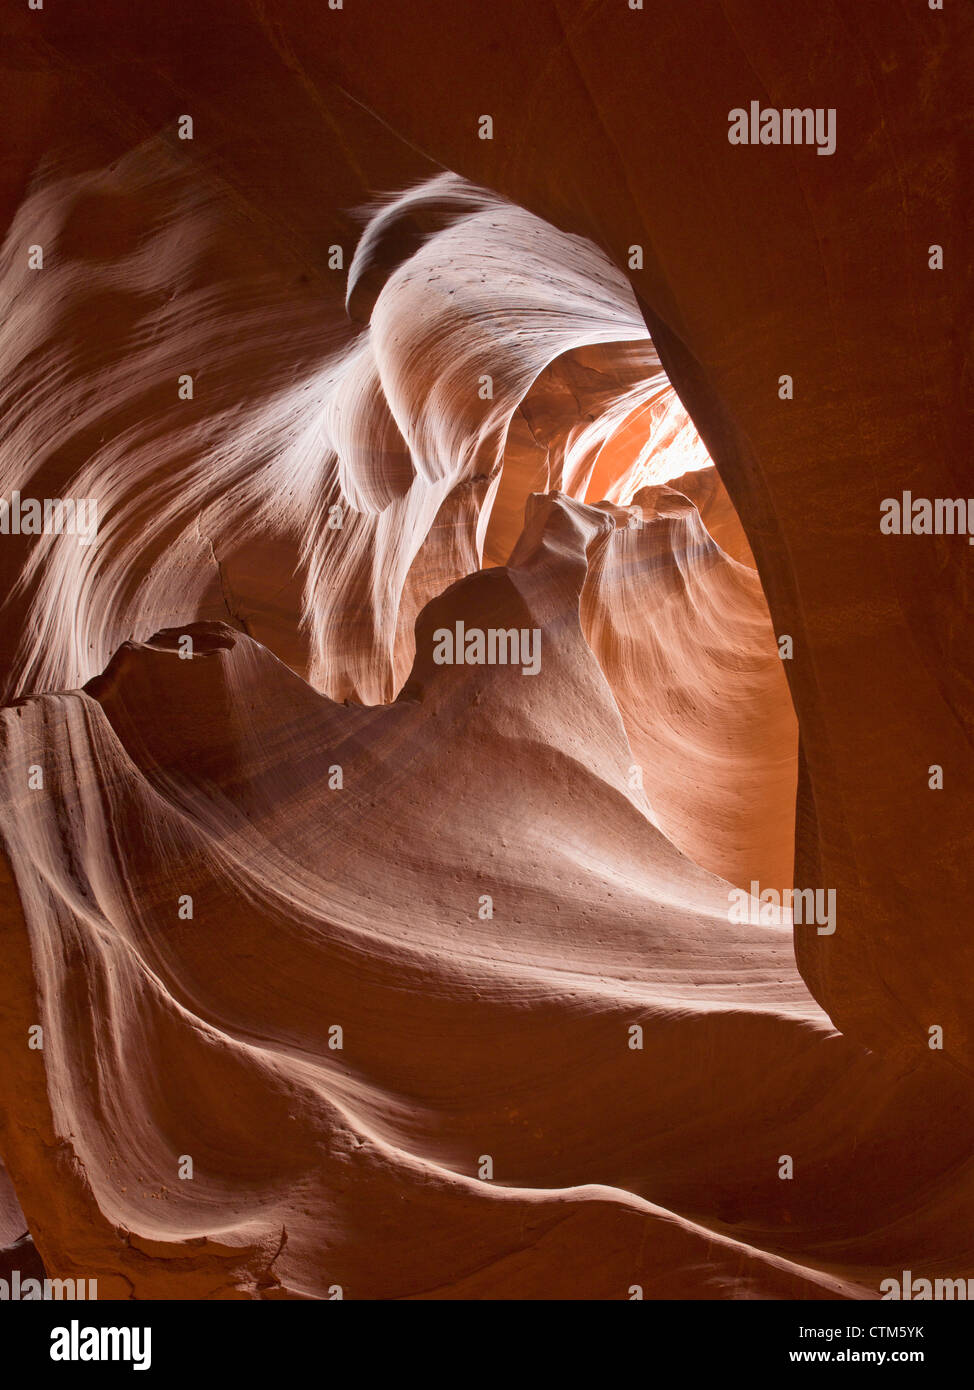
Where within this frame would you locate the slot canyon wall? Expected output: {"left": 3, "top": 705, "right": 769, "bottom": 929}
{"left": 0, "top": 0, "right": 970, "bottom": 1300}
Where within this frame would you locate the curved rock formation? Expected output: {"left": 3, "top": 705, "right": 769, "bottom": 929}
{"left": 579, "top": 484, "right": 796, "bottom": 891}
{"left": 0, "top": 0, "right": 969, "bottom": 1303}
{"left": 0, "top": 158, "right": 705, "bottom": 708}
{"left": 1, "top": 500, "right": 970, "bottom": 1299}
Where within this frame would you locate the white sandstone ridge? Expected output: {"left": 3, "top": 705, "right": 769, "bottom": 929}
{"left": 0, "top": 491, "right": 98, "bottom": 545}
{"left": 432, "top": 621, "right": 542, "bottom": 676}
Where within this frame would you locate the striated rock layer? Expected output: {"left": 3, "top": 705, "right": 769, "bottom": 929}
{"left": 0, "top": 498, "right": 970, "bottom": 1299}
{"left": 0, "top": 0, "right": 970, "bottom": 1301}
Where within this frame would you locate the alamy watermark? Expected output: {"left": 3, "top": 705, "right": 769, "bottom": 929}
{"left": 432, "top": 622, "right": 542, "bottom": 676}
{"left": 1, "top": 1270, "right": 97, "bottom": 1299}
{"left": 728, "top": 882, "right": 836, "bottom": 935}
{"left": 0, "top": 492, "right": 98, "bottom": 546}
{"left": 880, "top": 493, "right": 974, "bottom": 541}
{"left": 728, "top": 102, "right": 836, "bottom": 156}
{"left": 881, "top": 1271, "right": 974, "bottom": 1300}
{"left": 50, "top": 1319, "right": 150, "bottom": 1371}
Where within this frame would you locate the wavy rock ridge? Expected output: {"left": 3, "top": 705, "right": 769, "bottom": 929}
{"left": 2, "top": 490, "right": 972, "bottom": 1298}
{"left": 0, "top": 0, "right": 970, "bottom": 1300}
